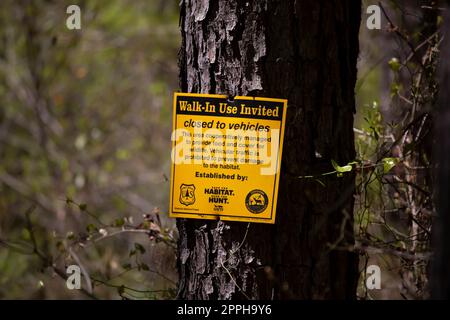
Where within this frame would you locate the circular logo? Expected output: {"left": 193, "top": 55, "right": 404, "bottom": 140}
{"left": 245, "top": 189, "right": 268, "bottom": 214}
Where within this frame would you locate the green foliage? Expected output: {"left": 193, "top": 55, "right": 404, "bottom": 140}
{"left": 331, "top": 160, "right": 353, "bottom": 174}
{"left": 388, "top": 57, "right": 401, "bottom": 72}
{"left": 114, "top": 218, "right": 125, "bottom": 227}
{"left": 355, "top": 2, "right": 437, "bottom": 299}
{"left": 134, "top": 243, "right": 146, "bottom": 254}
{"left": 86, "top": 224, "right": 98, "bottom": 234}
{"left": 381, "top": 157, "right": 399, "bottom": 173}
{"left": 390, "top": 82, "right": 401, "bottom": 97}
{"left": 0, "top": 0, "right": 179, "bottom": 299}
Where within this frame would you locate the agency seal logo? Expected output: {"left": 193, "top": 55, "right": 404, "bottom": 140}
{"left": 179, "top": 184, "right": 196, "bottom": 206}
{"left": 245, "top": 189, "right": 268, "bottom": 214}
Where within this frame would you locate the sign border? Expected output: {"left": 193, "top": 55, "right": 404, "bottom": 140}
{"left": 169, "top": 92, "right": 288, "bottom": 224}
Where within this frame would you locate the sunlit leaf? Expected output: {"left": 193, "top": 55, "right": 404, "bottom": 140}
{"left": 382, "top": 157, "right": 400, "bottom": 173}
{"left": 331, "top": 160, "right": 353, "bottom": 173}
{"left": 388, "top": 57, "right": 401, "bottom": 72}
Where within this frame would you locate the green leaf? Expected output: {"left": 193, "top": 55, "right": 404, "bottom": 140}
{"left": 331, "top": 160, "right": 353, "bottom": 173}
{"left": 21, "top": 228, "right": 31, "bottom": 240}
{"left": 390, "top": 83, "right": 400, "bottom": 97}
{"left": 382, "top": 157, "right": 400, "bottom": 173}
{"left": 115, "top": 148, "right": 130, "bottom": 160}
{"left": 86, "top": 223, "right": 97, "bottom": 233}
{"left": 79, "top": 203, "right": 87, "bottom": 211}
{"left": 134, "top": 242, "right": 146, "bottom": 254}
{"left": 373, "top": 128, "right": 380, "bottom": 141}
{"left": 56, "top": 241, "right": 65, "bottom": 253}
{"left": 122, "top": 263, "right": 132, "bottom": 270}
{"left": 114, "top": 218, "right": 125, "bottom": 227}
{"left": 388, "top": 57, "right": 401, "bottom": 72}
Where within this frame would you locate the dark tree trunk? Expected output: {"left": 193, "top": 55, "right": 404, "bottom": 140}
{"left": 176, "top": 0, "right": 361, "bottom": 299}
{"left": 431, "top": 3, "right": 450, "bottom": 300}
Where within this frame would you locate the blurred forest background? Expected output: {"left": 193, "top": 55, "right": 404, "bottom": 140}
{"left": 0, "top": 0, "right": 444, "bottom": 299}
{"left": 0, "top": 0, "right": 180, "bottom": 299}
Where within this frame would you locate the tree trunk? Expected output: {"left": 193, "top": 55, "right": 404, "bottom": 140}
{"left": 176, "top": 0, "right": 361, "bottom": 299}
{"left": 431, "top": 3, "right": 450, "bottom": 300}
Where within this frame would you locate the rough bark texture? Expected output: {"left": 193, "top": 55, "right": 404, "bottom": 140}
{"left": 177, "top": 0, "right": 361, "bottom": 299}
{"left": 431, "top": 4, "right": 450, "bottom": 300}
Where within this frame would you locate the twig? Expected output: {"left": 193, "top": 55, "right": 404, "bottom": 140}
{"left": 220, "top": 259, "right": 251, "bottom": 300}
{"left": 68, "top": 247, "right": 93, "bottom": 294}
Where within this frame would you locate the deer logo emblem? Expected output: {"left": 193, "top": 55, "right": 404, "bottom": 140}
{"left": 245, "top": 189, "right": 268, "bottom": 214}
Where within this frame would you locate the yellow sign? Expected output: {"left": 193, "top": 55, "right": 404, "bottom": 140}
{"left": 169, "top": 93, "right": 287, "bottom": 224}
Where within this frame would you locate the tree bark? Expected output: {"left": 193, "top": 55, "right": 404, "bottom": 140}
{"left": 176, "top": 0, "right": 361, "bottom": 299}
{"left": 431, "top": 3, "right": 450, "bottom": 300}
